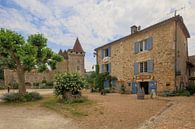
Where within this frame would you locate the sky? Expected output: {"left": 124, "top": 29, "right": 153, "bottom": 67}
{"left": 0, "top": 0, "right": 195, "bottom": 71}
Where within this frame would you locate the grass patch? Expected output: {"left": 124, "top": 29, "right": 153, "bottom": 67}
{"left": 42, "top": 96, "right": 95, "bottom": 118}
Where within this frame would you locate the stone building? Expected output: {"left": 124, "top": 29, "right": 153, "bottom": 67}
{"left": 4, "top": 38, "right": 85, "bottom": 86}
{"left": 95, "top": 15, "right": 190, "bottom": 94}
{"left": 189, "top": 55, "right": 195, "bottom": 85}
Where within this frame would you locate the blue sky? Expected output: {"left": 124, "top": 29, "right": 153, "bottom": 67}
{"left": 0, "top": 0, "right": 195, "bottom": 71}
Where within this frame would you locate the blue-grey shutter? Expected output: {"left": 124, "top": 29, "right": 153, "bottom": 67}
{"left": 108, "top": 47, "right": 111, "bottom": 57}
{"left": 108, "top": 63, "right": 111, "bottom": 73}
{"left": 134, "top": 63, "right": 139, "bottom": 75}
{"left": 101, "top": 64, "right": 104, "bottom": 73}
{"left": 101, "top": 49, "right": 104, "bottom": 59}
{"left": 146, "top": 37, "right": 153, "bottom": 50}
{"left": 134, "top": 42, "right": 139, "bottom": 54}
{"left": 147, "top": 60, "right": 154, "bottom": 73}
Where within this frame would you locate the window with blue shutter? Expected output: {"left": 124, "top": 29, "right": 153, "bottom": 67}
{"left": 101, "top": 49, "right": 104, "bottom": 59}
{"left": 147, "top": 60, "right": 154, "bottom": 73}
{"left": 146, "top": 37, "right": 153, "bottom": 50}
{"left": 108, "top": 47, "right": 111, "bottom": 57}
{"left": 134, "top": 63, "right": 139, "bottom": 75}
{"left": 101, "top": 64, "right": 104, "bottom": 73}
{"left": 134, "top": 42, "right": 139, "bottom": 54}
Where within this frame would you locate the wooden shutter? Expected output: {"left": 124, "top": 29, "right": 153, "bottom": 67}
{"left": 134, "top": 42, "right": 139, "bottom": 54}
{"left": 134, "top": 63, "right": 139, "bottom": 75}
{"left": 108, "top": 63, "right": 111, "bottom": 73}
{"left": 146, "top": 37, "right": 153, "bottom": 50}
{"left": 108, "top": 47, "right": 111, "bottom": 57}
{"left": 101, "top": 49, "right": 104, "bottom": 59}
{"left": 101, "top": 64, "right": 104, "bottom": 73}
{"left": 147, "top": 60, "right": 154, "bottom": 73}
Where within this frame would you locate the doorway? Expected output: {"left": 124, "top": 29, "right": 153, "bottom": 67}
{"left": 140, "top": 82, "right": 149, "bottom": 94}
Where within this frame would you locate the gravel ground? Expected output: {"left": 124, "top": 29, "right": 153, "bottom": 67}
{"left": 138, "top": 96, "right": 195, "bottom": 129}
{"left": 75, "top": 93, "right": 168, "bottom": 129}
{"left": 0, "top": 105, "right": 79, "bottom": 129}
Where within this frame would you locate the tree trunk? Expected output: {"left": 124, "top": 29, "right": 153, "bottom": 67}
{"left": 16, "top": 67, "right": 26, "bottom": 94}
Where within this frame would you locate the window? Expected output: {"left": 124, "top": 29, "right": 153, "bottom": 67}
{"left": 140, "top": 61, "right": 147, "bottom": 73}
{"left": 144, "top": 62, "right": 147, "bottom": 72}
{"left": 101, "top": 63, "right": 111, "bottom": 73}
{"left": 134, "top": 37, "right": 153, "bottom": 54}
{"left": 105, "top": 49, "right": 109, "bottom": 57}
{"left": 101, "top": 47, "right": 111, "bottom": 59}
{"left": 140, "top": 41, "right": 144, "bottom": 52}
{"left": 140, "top": 62, "right": 144, "bottom": 73}
{"left": 134, "top": 60, "right": 154, "bottom": 75}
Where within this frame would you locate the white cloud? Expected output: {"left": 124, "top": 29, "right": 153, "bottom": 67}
{"left": 0, "top": 0, "right": 195, "bottom": 71}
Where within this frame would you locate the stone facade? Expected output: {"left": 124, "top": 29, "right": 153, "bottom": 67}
{"left": 4, "top": 38, "right": 85, "bottom": 86}
{"left": 95, "top": 15, "right": 190, "bottom": 94}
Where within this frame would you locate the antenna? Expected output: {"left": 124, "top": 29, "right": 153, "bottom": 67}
{"left": 167, "top": 7, "right": 185, "bottom": 17}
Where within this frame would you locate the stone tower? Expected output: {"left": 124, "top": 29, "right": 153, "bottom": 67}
{"left": 67, "top": 38, "right": 85, "bottom": 74}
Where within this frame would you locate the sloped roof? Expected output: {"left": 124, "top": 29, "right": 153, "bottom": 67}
{"left": 72, "top": 38, "right": 84, "bottom": 52}
{"left": 94, "top": 15, "right": 190, "bottom": 50}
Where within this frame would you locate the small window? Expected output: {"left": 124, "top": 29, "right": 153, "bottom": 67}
{"left": 140, "top": 41, "right": 144, "bottom": 52}
{"left": 105, "top": 49, "right": 109, "bottom": 57}
{"left": 140, "top": 62, "right": 144, "bottom": 73}
{"left": 139, "top": 61, "right": 148, "bottom": 73}
{"left": 144, "top": 62, "right": 147, "bottom": 72}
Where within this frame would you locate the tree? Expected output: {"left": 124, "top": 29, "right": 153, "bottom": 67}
{"left": 0, "top": 28, "right": 63, "bottom": 93}
{"left": 0, "top": 67, "right": 4, "bottom": 80}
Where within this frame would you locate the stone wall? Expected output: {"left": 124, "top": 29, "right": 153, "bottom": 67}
{"left": 97, "top": 19, "right": 189, "bottom": 93}
{"left": 4, "top": 51, "right": 85, "bottom": 86}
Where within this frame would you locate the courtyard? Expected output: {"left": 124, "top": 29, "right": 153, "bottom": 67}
{"left": 0, "top": 90, "right": 194, "bottom": 129}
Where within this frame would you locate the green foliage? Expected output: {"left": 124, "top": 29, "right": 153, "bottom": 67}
{"left": 96, "top": 72, "right": 111, "bottom": 90}
{"left": 85, "top": 71, "right": 96, "bottom": 89}
{"left": 162, "top": 90, "right": 191, "bottom": 97}
{"left": 59, "top": 96, "right": 88, "bottom": 104}
{"left": 54, "top": 73, "right": 86, "bottom": 97}
{"left": 120, "top": 85, "right": 126, "bottom": 94}
{"left": 186, "top": 85, "right": 195, "bottom": 95}
{"left": 0, "top": 28, "right": 63, "bottom": 93}
{"left": 1, "top": 92, "right": 42, "bottom": 102}
{"left": 0, "top": 68, "right": 4, "bottom": 80}
{"left": 95, "top": 64, "right": 99, "bottom": 74}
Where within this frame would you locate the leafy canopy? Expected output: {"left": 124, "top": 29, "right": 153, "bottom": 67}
{"left": 0, "top": 28, "right": 63, "bottom": 72}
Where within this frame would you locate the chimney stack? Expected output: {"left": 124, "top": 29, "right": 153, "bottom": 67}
{"left": 131, "top": 25, "right": 141, "bottom": 34}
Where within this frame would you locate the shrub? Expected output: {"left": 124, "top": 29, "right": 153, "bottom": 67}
{"left": 186, "top": 85, "right": 195, "bottom": 95}
{"left": 162, "top": 90, "right": 191, "bottom": 97}
{"left": 1, "top": 92, "right": 42, "bottom": 102}
{"left": 162, "top": 90, "right": 176, "bottom": 97}
{"left": 54, "top": 73, "right": 86, "bottom": 99}
{"left": 120, "top": 85, "right": 126, "bottom": 94}
{"left": 176, "top": 90, "right": 190, "bottom": 97}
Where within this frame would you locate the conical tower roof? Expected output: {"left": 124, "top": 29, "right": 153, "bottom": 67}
{"left": 72, "top": 38, "right": 84, "bottom": 52}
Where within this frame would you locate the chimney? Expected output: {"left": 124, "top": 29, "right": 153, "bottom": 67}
{"left": 131, "top": 25, "right": 137, "bottom": 34}
{"left": 131, "top": 25, "right": 141, "bottom": 34}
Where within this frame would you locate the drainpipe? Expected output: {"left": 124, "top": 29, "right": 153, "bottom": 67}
{"left": 174, "top": 17, "right": 178, "bottom": 91}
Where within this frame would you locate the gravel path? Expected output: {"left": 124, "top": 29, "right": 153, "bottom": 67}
{"left": 76, "top": 93, "right": 168, "bottom": 129}
{"left": 0, "top": 105, "right": 79, "bottom": 129}
{"left": 138, "top": 96, "right": 195, "bottom": 129}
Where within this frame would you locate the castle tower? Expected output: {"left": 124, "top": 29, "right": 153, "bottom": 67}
{"left": 67, "top": 38, "right": 85, "bottom": 74}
